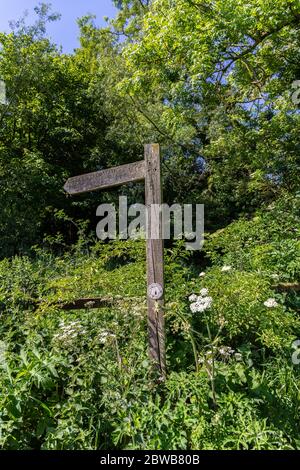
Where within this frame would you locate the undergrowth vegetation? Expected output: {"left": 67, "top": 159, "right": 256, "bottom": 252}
{"left": 0, "top": 194, "right": 299, "bottom": 450}
{"left": 1, "top": 0, "right": 300, "bottom": 451}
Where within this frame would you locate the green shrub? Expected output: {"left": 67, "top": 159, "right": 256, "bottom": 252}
{"left": 0, "top": 231, "right": 299, "bottom": 449}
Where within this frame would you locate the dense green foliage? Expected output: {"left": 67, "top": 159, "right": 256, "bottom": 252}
{"left": 0, "top": 209, "right": 299, "bottom": 449}
{"left": 0, "top": 0, "right": 299, "bottom": 450}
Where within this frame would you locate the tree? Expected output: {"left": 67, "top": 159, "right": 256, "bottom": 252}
{"left": 0, "top": 6, "right": 143, "bottom": 257}
{"left": 118, "top": 0, "right": 300, "bottom": 219}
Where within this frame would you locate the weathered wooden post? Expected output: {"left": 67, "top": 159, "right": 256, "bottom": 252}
{"left": 64, "top": 144, "right": 166, "bottom": 378}
{"left": 145, "top": 144, "right": 165, "bottom": 378}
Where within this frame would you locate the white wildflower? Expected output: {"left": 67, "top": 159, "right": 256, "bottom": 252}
{"left": 189, "top": 294, "right": 198, "bottom": 303}
{"left": 221, "top": 265, "right": 232, "bottom": 272}
{"left": 196, "top": 303, "right": 207, "bottom": 313}
{"left": 98, "top": 331, "right": 110, "bottom": 344}
{"left": 53, "top": 320, "right": 86, "bottom": 345}
{"left": 199, "top": 272, "right": 206, "bottom": 277}
{"left": 264, "top": 298, "right": 279, "bottom": 308}
{"left": 200, "top": 288, "right": 209, "bottom": 297}
{"left": 98, "top": 330, "right": 116, "bottom": 344}
{"left": 190, "top": 302, "right": 199, "bottom": 313}
{"left": 219, "top": 346, "right": 235, "bottom": 358}
{"left": 202, "top": 296, "right": 213, "bottom": 308}
{"left": 190, "top": 294, "right": 212, "bottom": 313}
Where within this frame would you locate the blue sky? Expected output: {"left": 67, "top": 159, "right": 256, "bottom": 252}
{"left": 0, "top": 0, "right": 118, "bottom": 52}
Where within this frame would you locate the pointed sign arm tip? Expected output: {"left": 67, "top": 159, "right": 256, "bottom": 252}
{"left": 64, "top": 160, "right": 146, "bottom": 196}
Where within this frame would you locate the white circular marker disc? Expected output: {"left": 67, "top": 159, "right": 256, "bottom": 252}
{"left": 148, "top": 283, "right": 164, "bottom": 300}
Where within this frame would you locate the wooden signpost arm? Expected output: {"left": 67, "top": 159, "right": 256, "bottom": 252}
{"left": 64, "top": 160, "right": 145, "bottom": 195}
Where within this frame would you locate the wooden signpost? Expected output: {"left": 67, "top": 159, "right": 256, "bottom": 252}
{"left": 64, "top": 144, "right": 166, "bottom": 378}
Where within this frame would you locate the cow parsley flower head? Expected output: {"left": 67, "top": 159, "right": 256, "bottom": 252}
{"left": 199, "top": 272, "right": 206, "bottom": 277}
{"left": 221, "top": 265, "right": 232, "bottom": 272}
{"left": 200, "top": 288, "right": 209, "bottom": 297}
{"left": 219, "top": 346, "right": 235, "bottom": 358}
{"left": 53, "top": 320, "right": 85, "bottom": 345}
{"left": 98, "top": 330, "right": 116, "bottom": 344}
{"left": 189, "top": 294, "right": 198, "bottom": 303}
{"left": 189, "top": 293, "right": 212, "bottom": 313}
{"left": 98, "top": 331, "right": 110, "bottom": 344}
{"left": 190, "top": 302, "right": 199, "bottom": 313}
{"left": 264, "top": 298, "right": 279, "bottom": 308}
{"left": 203, "top": 296, "right": 213, "bottom": 308}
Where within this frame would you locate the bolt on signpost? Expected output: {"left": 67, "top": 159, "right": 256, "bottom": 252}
{"left": 64, "top": 144, "right": 166, "bottom": 378}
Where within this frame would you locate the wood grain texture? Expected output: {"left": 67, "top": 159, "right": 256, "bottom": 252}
{"left": 64, "top": 160, "right": 145, "bottom": 195}
{"left": 273, "top": 283, "right": 300, "bottom": 292}
{"left": 145, "top": 143, "right": 166, "bottom": 379}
